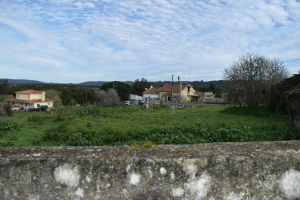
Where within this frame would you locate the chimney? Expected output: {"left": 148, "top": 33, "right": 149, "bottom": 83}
{"left": 151, "top": 85, "right": 153, "bottom": 88}
{"left": 42, "top": 91, "right": 45, "bottom": 101}
{"left": 145, "top": 88, "right": 147, "bottom": 91}
{"left": 180, "top": 82, "right": 182, "bottom": 91}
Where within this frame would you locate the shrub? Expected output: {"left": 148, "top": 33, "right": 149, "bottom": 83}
{"left": 0, "top": 140, "right": 15, "bottom": 147}
{"left": 43, "top": 124, "right": 69, "bottom": 142}
{"left": 0, "top": 116, "right": 16, "bottom": 126}
{"left": 3, "top": 103, "right": 13, "bottom": 116}
{"left": 66, "top": 132, "right": 92, "bottom": 146}
{"left": 27, "top": 114, "right": 44, "bottom": 122}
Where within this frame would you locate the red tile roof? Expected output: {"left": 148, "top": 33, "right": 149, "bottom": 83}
{"left": 5, "top": 98, "right": 53, "bottom": 103}
{"left": 143, "top": 87, "right": 160, "bottom": 94}
{"left": 159, "top": 83, "right": 193, "bottom": 92}
{"left": 162, "top": 92, "right": 171, "bottom": 96}
{"left": 15, "top": 90, "right": 43, "bottom": 94}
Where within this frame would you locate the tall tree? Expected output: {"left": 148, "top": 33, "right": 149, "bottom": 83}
{"left": 131, "top": 77, "right": 152, "bottom": 96}
{"left": 0, "top": 79, "right": 10, "bottom": 95}
{"left": 223, "top": 53, "right": 289, "bottom": 108}
{"left": 100, "top": 81, "right": 131, "bottom": 101}
{"left": 193, "top": 83, "right": 198, "bottom": 92}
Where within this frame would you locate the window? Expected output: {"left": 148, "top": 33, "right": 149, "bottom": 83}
{"left": 18, "top": 94, "right": 19, "bottom": 98}
{"left": 48, "top": 103, "right": 50, "bottom": 105}
{"left": 37, "top": 104, "right": 40, "bottom": 107}
{"left": 188, "top": 87, "right": 190, "bottom": 92}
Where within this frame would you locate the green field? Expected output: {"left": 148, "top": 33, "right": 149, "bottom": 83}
{"left": 0, "top": 105, "right": 299, "bottom": 147}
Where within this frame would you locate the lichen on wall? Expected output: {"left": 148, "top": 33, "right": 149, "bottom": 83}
{"left": 0, "top": 141, "right": 300, "bottom": 199}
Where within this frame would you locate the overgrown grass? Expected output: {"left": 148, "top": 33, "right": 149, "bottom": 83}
{"left": 0, "top": 104, "right": 299, "bottom": 147}
{"left": 27, "top": 114, "right": 44, "bottom": 122}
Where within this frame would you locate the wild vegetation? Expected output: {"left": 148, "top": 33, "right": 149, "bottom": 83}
{"left": 0, "top": 104, "right": 299, "bottom": 147}
{"left": 224, "top": 53, "right": 289, "bottom": 108}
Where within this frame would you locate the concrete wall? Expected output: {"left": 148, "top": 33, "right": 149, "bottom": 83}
{"left": 1, "top": 141, "right": 300, "bottom": 199}
{"left": 204, "top": 98, "right": 228, "bottom": 104}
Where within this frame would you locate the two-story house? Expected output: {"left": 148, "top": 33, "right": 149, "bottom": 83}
{"left": 5, "top": 90, "right": 53, "bottom": 109}
{"left": 158, "top": 82, "right": 198, "bottom": 102}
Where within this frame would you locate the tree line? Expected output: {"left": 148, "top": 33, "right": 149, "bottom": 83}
{"left": 0, "top": 78, "right": 155, "bottom": 106}
{"left": 0, "top": 52, "right": 292, "bottom": 110}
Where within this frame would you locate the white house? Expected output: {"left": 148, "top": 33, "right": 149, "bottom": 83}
{"left": 143, "top": 86, "right": 160, "bottom": 99}
{"left": 5, "top": 90, "right": 53, "bottom": 109}
{"left": 130, "top": 94, "right": 143, "bottom": 100}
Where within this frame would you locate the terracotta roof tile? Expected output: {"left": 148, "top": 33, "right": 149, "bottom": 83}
{"left": 15, "top": 90, "right": 43, "bottom": 94}
{"left": 143, "top": 87, "right": 160, "bottom": 94}
{"left": 5, "top": 98, "right": 53, "bottom": 102}
{"left": 162, "top": 92, "right": 171, "bottom": 96}
{"left": 159, "top": 83, "right": 193, "bottom": 92}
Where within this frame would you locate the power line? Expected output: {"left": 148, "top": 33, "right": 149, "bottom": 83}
{"left": 174, "top": 71, "right": 223, "bottom": 76}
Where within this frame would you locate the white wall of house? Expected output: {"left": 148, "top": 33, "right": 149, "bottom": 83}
{"left": 34, "top": 102, "right": 53, "bottom": 108}
{"left": 180, "top": 86, "right": 196, "bottom": 102}
{"left": 17, "top": 94, "right": 29, "bottom": 100}
{"left": 30, "top": 94, "right": 43, "bottom": 100}
{"left": 143, "top": 93, "right": 158, "bottom": 99}
{"left": 130, "top": 94, "right": 143, "bottom": 100}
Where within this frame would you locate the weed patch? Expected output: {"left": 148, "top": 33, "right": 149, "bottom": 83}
{"left": 27, "top": 114, "right": 44, "bottom": 122}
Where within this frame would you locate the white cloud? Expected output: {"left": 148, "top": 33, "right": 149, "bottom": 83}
{"left": 0, "top": 0, "right": 299, "bottom": 83}
{"left": 74, "top": 2, "right": 95, "bottom": 9}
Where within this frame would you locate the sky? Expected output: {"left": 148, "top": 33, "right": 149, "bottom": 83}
{"left": 0, "top": 0, "right": 299, "bottom": 83}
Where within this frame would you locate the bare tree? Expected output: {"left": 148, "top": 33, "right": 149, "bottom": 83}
{"left": 45, "top": 89, "right": 61, "bottom": 100}
{"left": 224, "top": 53, "right": 289, "bottom": 108}
{"left": 178, "top": 95, "right": 188, "bottom": 103}
{"left": 53, "top": 95, "right": 63, "bottom": 108}
{"left": 95, "top": 89, "right": 120, "bottom": 106}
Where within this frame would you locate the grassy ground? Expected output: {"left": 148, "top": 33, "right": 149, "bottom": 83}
{"left": 0, "top": 104, "right": 299, "bottom": 147}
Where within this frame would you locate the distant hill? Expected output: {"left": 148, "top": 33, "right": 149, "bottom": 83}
{"left": 78, "top": 81, "right": 108, "bottom": 86}
{"left": 1, "top": 79, "right": 45, "bottom": 84}
{"left": 0, "top": 79, "right": 226, "bottom": 88}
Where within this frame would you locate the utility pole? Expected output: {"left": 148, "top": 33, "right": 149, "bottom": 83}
{"left": 189, "top": 66, "right": 193, "bottom": 84}
{"left": 177, "top": 76, "right": 180, "bottom": 103}
{"left": 171, "top": 74, "right": 173, "bottom": 103}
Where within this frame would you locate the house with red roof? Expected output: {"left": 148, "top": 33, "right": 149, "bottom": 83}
{"left": 158, "top": 82, "right": 197, "bottom": 102}
{"left": 5, "top": 90, "right": 53, "bottom": 109}
{"left": 143, "top": 86, "right": 160, "bottom": 99}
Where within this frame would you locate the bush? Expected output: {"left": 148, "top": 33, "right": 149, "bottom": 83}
{"left": 95, "top": 89, "right": 120, "bottom": 106}
{"left": 66, "top": 132, "right": 92, "bottom": 146}
{"left": 0, "top": 140, "right": 15, "bottom": 147}
{"left": 3, "top": 103, "right": 13, "bottom": 116}
{"left": 42, "top": 124, "right": 69, "bottom": 142}
{"left": 27, "top": 114, "right": 44, "bottom": 122}
{"left": 41, "top": 121, "right": 300, "bottom": 147}
{"left": 0, "top": 116, "right": 16, "bottom": 126}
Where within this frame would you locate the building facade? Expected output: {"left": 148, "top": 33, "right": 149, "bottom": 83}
{"left": 5, "top": 90, "right": 53, "bottom": 109}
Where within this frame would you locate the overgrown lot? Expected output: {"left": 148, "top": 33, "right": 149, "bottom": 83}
{"left": 0, "top": 105, "right": 299, "bottom": 147}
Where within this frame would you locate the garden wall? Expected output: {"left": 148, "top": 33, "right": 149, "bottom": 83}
{"left": 1, "top": 141, "right": 300, "bottom": 199}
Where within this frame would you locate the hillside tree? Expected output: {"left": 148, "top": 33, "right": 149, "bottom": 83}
{"left": 132, "top": 77, "right": 152, "bottom": 96}
{"left": 100, "top": 81, "right": 131, "bottom": 101}
{"left": 223, "top": 53, "right": 289, "bottom": 108}
{"left": 0, "top": 79, "right": 10, "bottom": 95}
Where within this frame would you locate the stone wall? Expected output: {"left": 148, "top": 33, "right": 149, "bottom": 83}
{"left": 1, "top": 141, "right": 300, "bottom": 199}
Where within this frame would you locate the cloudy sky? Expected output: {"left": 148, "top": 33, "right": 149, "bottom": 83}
{"left": 0, "top": 0, "right": 299, "bottom": 83}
